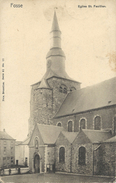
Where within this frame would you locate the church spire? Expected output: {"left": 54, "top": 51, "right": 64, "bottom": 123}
{"left": 45, "top": 9, "right": 71, "bottom": 80}
{"left": 46, "top": 10, "right": 63, "bottom": 55}
{"left": 51, "top": 9, "right": 60, "bottom": 32}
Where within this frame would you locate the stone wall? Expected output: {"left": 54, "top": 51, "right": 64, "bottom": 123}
{"left": 29, "top": 146, "right": 45, "bottom": 173}
{"left": 29, "top": 77, "right": 80, "bottom": 134}
{"left": 72, "top": 131, "right": 93, "bottom": 175}
{"left": 55, "top": 130, "right": 93, "bottom": 175}
{"left": 55, "top": 132, "right": 71, "bottom": 172}
{"left": 54, "top": 106, "right": 116, "bottom": 132}
{"left": 54, "top": 115, "right": 76, "bottom": 131}
{"left": 72, "top": 143, "right": 93, "bottom": 175}
{"left": 93, "top": 144, "right": 101, "bottom": 175}
{"left": 29, "top": 86, "right": 53, "bottom": 133}
{"left": 94, "top": 142, "right": 115, "bottom": 176}
{"left": 47, "top": 77, "right": 80, "bottom": 115}
{"left": 29, "top": 126, "right": 45, "bottom": 173}
{"left": 46, "top": 147, "right": 55, "bottom": 165}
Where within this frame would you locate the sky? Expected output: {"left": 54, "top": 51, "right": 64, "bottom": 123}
{"left": 0, "top": 0, "right": 116, "bottom": 141}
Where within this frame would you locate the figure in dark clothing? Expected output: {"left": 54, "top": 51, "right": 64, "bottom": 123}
{"left": 9, "top": 168, "right": 11, "bottom": 175}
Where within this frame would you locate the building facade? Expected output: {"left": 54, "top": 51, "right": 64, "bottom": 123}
{"left": 0, "top": 129, "right": 15, "bottom": 169}
{"left": 15, "top": 137, "right": 30, "bottom": 166}
{"left": 28, "top": 10, "right": 116, "bottom": 176}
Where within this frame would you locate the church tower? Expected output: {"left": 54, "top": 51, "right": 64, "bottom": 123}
{"left": 44, "top": 10, "right": 70, "bottom": 79}
{"left": 28, "top": 10, "right": 81, "bottom": 134}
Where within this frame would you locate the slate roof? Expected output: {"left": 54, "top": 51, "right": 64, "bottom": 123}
{"left": 55, "top": 77, "right": 116, "bottom": 118}
{"left": 83, "top": 129, "right": 112, "bottom": 143}
{"left": 42, "top": 69, "right": 59, "bottom": 80}
{"left": 103, "top": 135, "right": 116, "bottom": 143}
{"left": 37, "top": 124, "right": 63, "bottom": 144}
{"left": 42, "top": 67, "right": 72, "bottom": 81}
{"left": 0, "top": 130, "right": 15, "bottom": 140}
{"left": 62, "top": 131, "right": 78, "bottom": 143}
{"left": 38, "top": 79, "right": 51, "bottom": 89}
{"left": 32, "top": 69, "right": 77, "bottom": 87}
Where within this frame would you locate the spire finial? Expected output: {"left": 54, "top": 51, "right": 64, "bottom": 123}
{"left": 51, "top": 8, "right": 60, "bottom": 32}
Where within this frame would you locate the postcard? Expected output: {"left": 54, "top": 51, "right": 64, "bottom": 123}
{"left": 0, "top": 0, "right": 116, "bottom": 182}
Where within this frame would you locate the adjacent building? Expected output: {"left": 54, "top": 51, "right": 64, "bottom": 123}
{"left": 0, "top": 129, "right": 15, "bottom": 169}
{"left": 15, "top": 137, "right": 30, "bottom": 167}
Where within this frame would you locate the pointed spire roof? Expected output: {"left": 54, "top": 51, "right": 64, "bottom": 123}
{"left": 51, "top": 10, "right": 60, "bottom": 32}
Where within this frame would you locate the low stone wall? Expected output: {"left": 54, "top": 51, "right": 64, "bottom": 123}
{"left": 0, "top": 167, "right": 29, "bottom": 176}
{"left": 11, "top": 168, "right": 18, "bottom": 175}
{"left": 20, "top": 167, "right": 29, "bottom": 174}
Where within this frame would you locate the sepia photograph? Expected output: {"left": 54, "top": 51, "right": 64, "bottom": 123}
{"left": 0, "top": 0, "right": 116, "bottom": 182}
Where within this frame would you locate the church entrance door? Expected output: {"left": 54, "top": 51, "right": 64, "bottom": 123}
{"left": 34, "top": 154, "right": 40, "bottom": 173}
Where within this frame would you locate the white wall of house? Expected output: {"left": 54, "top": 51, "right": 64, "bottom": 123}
{"left": 15, "top": 145, "right": 29, "bottom": 166}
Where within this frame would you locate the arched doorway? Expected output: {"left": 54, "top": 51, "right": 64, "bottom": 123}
{"left": 34, "top": 154, "right": 40, "bottom": 173}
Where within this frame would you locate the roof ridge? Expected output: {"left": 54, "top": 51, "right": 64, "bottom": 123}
{"left": 37, "top": 123, "right": 63, "bottom": 128}
{"left": 62, "top": 131, "right": 78, "bottom": 134}
{"left": 61, "top": 131, "right": 78, "bottom": 143}
{"left": 81, "top": 76, "right": 116, "bottom": 90}
{"left": 0, "top": 130, "right": 15, "bottom": 140}
{"left": 83, "top": 129, "right": 111, "bottom": 133}
{"left": 80, "top": 129, "right": 92, "bottom": 143}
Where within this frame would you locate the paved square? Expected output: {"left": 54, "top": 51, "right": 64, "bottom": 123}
{"left": 1, "top": 173, "right": 114, "bottom": 183}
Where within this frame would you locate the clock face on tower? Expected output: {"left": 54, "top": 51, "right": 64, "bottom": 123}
{"left": 47, "top": 60, "right": 52, "bottom": 68}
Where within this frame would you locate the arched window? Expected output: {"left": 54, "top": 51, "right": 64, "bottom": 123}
{"left": 80, "top": 119, "right": 86, "bottom": 129}
{"left": 59, "top": 147, "right": 65, "bottom": 163}
{"left": 70, "top": 87, "right": 76, "bottom": 92}
{"left": 59, "top": 84, "right": 67, "bottom": 94}
{"left": 57, "top": 122, "right": 61, "bottom": 127}
{"left": 94, "top": 116, "right": 101, "bottom": 130}
{"left": 35, "top": 138, "right": 39, "bottom": 149}
{"left": 68, "top": 121, "right": 72, "bottom": 132}
{"left": 78, "top": 147, "right": 86, "bottom": 165}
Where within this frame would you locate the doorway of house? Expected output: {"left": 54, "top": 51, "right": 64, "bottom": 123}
{"left": 34, "top": 154, "right": 40, "bottom": 173}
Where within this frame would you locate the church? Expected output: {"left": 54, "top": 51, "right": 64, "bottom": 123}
{"left": 26, "top": 11, "right": 116, "bottom": 176}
